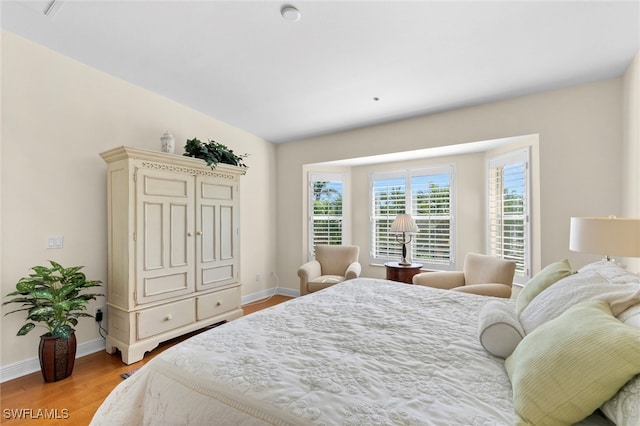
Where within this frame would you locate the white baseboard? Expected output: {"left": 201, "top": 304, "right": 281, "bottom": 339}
{"left": 241, "top": 286, "right": 298, "bottom": 305}
{"left": 0, "top": 338, "right": 106, "bottom": 383}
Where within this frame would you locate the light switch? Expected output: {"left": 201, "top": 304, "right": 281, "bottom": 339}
{"left": 46, "top": 236, "right": 64, "bottom": 249}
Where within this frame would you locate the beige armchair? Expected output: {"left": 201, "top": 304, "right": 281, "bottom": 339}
{"left": 412, "top": 252, "right": 516, "bottom": 298}
{"left": 298, "top": 245, "right": 361, "bottom": 296}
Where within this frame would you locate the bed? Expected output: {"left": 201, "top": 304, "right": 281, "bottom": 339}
{"left": 91, "top": 261, "right": 640, "bottom": 425}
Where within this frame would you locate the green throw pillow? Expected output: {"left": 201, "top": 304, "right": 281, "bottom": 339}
{"left": 515, "top": 259, "right": 573, "bottom": 316}
{"left": 505, "top": 300, "right": 640, "bottom": 426}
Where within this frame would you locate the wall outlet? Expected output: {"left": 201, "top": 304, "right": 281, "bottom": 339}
{"left": 94, "top": 307, "right": 104, "bottom": 322}
{"left": 256, "top": 274, "right": 261, "bottom": 282}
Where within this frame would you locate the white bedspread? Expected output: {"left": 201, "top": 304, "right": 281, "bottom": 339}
{"left": 91, "top": 278, "right": 514, "bottom": 425}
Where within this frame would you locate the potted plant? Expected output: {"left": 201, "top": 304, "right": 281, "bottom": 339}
{"left": 3, "top": 261, "right": 103, "bottom": 382}
{"left": 183, "top": 138, "right": 249, "bottom": 169}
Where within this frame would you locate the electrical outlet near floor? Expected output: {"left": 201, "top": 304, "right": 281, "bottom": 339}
{"left": 94, "top": 306, "right": 105, "bottom": 322}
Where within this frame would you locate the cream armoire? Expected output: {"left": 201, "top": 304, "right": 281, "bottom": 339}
{"left": 100, "top": 146, "right": 244, "bottom": 364}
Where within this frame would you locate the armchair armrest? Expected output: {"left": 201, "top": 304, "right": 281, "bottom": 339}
{"left": 298, "top": 260, "right": 322, "bottom": 296}
{"left": 451, "top": 283, "right": 512, "bottom": 298}
{"left": 412, "top": 271, "right": 465, "bottom": 289}
{"left": 345, "top": 262, "right": 362, "bottom": 280}
{"left": 298, "top": 260, "right": 322, "bottom": 281}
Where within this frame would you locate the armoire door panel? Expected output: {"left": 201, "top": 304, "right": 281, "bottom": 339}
{"left": 144, "top": 202, "right": 164, "bottom": 270}
{"left": 145, "top": 175, "right": 189, "bottom": 198}
{"left": 143, "top": 272, "right": 189, "bottom": 299}
{"left": 200, "top": 181, "right": 233, "bottom": 200}
{"left": 195, "top": 176, "right": 238, "bottom": 290}
{"left": 201, "top": 264, "right": 234, "bottom": 288}
{"left": 136, "top": 168, "right": 195, "bottom": 304}
{"left": 200, "top": 204, "right": 216, "bottom": 262}
{"left": 170, "top": 203, "right": 189, "bottom": 267}
{"left": 220, "top": 205, "right": 234, "bottom": 260}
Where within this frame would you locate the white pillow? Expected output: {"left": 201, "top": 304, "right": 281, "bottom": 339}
{"left": 578, "top": 261, "right": 640, "bottom": 285}
{"left": 477, "top": 300, "right": 524, "bottom": 359}
{"left": 618, "top": 303, "right": 640, "bottom": 329}
{"left": 519, "top": 266, "right": 640, "bottom": 334}
{"left": 601, "top": 375, "right": 640, "bottom": 426}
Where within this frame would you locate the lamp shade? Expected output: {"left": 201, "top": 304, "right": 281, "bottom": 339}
{"left": 391, "top": 214, "right": 419, "bottom": 233}
{"left": 569, "top": 217, "right": 640, "bottom": 258}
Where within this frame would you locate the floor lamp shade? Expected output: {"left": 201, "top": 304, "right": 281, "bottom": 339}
{"left": 569, "top": 217, "right": 640, "bottom": 259}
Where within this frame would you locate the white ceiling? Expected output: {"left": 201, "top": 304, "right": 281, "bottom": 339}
{"left": 2, "top": 1, "right": 639, "bottom": 144}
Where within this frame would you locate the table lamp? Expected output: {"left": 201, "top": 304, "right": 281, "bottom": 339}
{"left": 569, "top": 216, "right": 640, "bottom": 261}
{"left": 391, "top": 214, "right": 419, "bottom": 265}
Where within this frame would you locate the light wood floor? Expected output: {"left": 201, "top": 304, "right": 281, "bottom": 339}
{"left": 0, "top": 295, "right": 292, "bottom": 425}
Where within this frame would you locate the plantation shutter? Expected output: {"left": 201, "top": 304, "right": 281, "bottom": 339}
{"left": 309, "top": 173, "right": 345, "bottom": 259}
{"left": 488, "top": 149, "right": 530, "bottom": 282}
{"left": 371, "top": 166, "right": 454, "bottom": 269}
{"left": 371, "top": 174, "right": 406, "bottom": 261}
{"left": 410, "top": 166, "right": 454, "bottom": 267}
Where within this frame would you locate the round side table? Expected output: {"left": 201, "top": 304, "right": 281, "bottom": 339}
{"left": 384, "top": 262, "right": 423, "bottom": 284}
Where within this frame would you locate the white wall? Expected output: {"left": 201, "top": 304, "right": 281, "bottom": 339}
{"left": 622, "top": 51, "right": 640, "bottom": 271}
{"left": 0, "top": 31, "right": 277, "bottom": 371}
{"left": 277, "top": 76, "right": 632, "bottom": 293}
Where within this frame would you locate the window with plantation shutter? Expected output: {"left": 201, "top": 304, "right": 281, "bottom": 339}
{"left": 370, "top": 166, "right": 455, "bottom": 269}
{"left": 488, "top": 149, "right": 530, "bottom": 283}
{"left": 308, "top": 173, "right": 345, "bottom": 259}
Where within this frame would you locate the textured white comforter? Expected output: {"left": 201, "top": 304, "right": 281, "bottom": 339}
{"left": 91, "top": 278, "right": 514, "bottom": 425}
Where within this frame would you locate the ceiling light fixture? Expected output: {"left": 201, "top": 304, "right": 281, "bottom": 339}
{"left": 281, "top": 5, "right": 301, "bottom": 21}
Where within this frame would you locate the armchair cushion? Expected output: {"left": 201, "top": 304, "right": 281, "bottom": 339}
{"left": 307, "top": 276, "right": 345, "bottom": 293}
{"left": 315, "top": 245, "right": 360, "bottom": 276}
{"left": 413, "top": 271, "right": 464, "bottom": 289}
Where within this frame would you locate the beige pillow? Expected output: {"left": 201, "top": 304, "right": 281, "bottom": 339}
{"left": 519, "top": 266, "right": 640, "bottom": 334}
{"left": 515, "top": 259, "right": 573, "bottom": 316}
{"left": 477, "top": 300, "right": 524, "bottom": 359}
{"left": 505, "top": 300, "right": 640, "bottom": 426}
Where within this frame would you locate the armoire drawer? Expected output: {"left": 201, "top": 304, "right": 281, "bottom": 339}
{"left": 137, "top": 299, "right": 195, "bottom": 340}
{"left": 196, "top": 287, "right": 240, "bottom": 321}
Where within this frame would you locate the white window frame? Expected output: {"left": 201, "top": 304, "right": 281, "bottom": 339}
{"left": 370, "top": 165, "right": 455, "bottom": 270}
{"left": 487, "top": 149, "right": 531, "bottom": 284}
{"left": 307, "top": 172, "right": 347, "bottom": 260}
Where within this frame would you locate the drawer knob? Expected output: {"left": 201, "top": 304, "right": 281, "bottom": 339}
{"left": 216, "top": 301, "right": 222, "bottom": 307}
{"left": 165, "top": 314, "right": 173, "bottom": 321}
